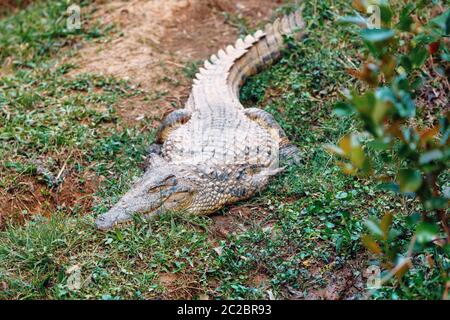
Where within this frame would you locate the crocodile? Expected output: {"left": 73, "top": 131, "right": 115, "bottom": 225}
{"left": 95, "top": 9, "right": 305, "bottom": 230}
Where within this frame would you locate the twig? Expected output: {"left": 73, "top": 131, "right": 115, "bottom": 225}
{"left": 55, "top": 150, "right": 73, "bottom": 185}
{"left": 165, "top": 60, "right": 185, "bottom": 68}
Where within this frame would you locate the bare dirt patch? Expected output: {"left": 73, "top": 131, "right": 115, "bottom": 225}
{"left": 158, "top": 272, "right": 204, "bottom": 299}
{"left": 0, "top": 0, "right": 34, "bottom": 16}
{"left": 68, "top": 0, "right": 282, "bottom": 124}
{"left": 300, "top": 258, "right": 366, "bottom": 300}
{"left": 0, "top": 170, "right": 100, "bottom": 228}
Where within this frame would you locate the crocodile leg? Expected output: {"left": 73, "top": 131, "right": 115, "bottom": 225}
{"left": 144, "top": 109, "right": 191, "bottom": 169}
{"left": 155, "top": 109, "right": 192, "bottom": 144}
{"left": 244, "top": 108, "right": 302, "bottom": 165}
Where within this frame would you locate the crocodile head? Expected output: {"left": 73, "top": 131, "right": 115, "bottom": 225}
{"left": 95, "top": 158, "right": 280, "bottom": 230}
{"left": 95, "top": 163, "right": 196, "bottom": 230}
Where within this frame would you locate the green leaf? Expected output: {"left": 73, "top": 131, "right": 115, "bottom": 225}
{"left": 397, "top": 4, "right": 415, "bottom": 32}
{"left": 335, "top": 191, "right": 348, "bottom": 199}
{"left": 378, "top": 1, "right": 394, "bottom": 24}
{"left": 353, "top": 91, "right": 376, "bottom": 115}
{"left": 399, "top": 55, "right": 412, "bottom": 73}
{"left": 406, "top": 212, "right": 421, "bottom": 227}
{"left": 333, "top": 102, "right": 354, "bottom": 117}
{"left": 338, "top": 15, "right": 368, "bottom": 27}
{"left": 361, "top": 28, "right": 395, "bottom": 43}
{"left": 409, "top": 46, "right": 429, "bottom": 68}
{"left": 378, "top": 182, "right": 400, "bottom": 193}
{"left": 372, "top": 99, "right": 390, "bottom": 124}
{"left": 367, "top": 138, "right": 390, "bottom": 150}
{"left": 444, "top": 186, "right": 450, "bottom": 200}
{"left": 430, "top": 9, "right": 450, "bottom": 35}
{"left": 419, "top": 150, "right": 444, "bottom": 164}
{"left": 424, "top": 197, "right": 448, "bottom": 210}
{"left": 398, "top": 169, "right": 422, "bottom": 193}
{"left": 350, "top": 145, "right": 366, "bottom": 168}
{"left": 410, "top": 76, "right": 424, "bottom": 91}
{"left": 416, "top": 222, "right": 439, "bottom": 244}
{"left": 365, "top": 219, "right": 383, "bottom": 238}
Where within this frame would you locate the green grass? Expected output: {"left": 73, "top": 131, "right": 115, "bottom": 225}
{"left": 0, "top": 0, "right": 446, "bottom": 300}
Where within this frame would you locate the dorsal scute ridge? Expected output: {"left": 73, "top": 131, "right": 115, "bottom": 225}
{"left": 191, "top": 9, "right": 304, "bottom": 110}
{"left": 193, "top": 27, "right": 265, "bottom": 81}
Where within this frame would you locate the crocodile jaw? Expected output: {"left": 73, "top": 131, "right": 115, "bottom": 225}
{"left": 95, "top": 166, "right": 192, "bottom": 230}
{"left": 95, "top": 189, "right": 163, "bottom": 231}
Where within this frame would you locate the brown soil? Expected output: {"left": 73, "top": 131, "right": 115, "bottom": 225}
{"left": 0, "top": 171, "right": 100, "bottom": 228}
{"left": 158, "top": 272, "right": 204, "bottom": 299}
{"left": 301, "top": 258, "right": 367, "bottom": 300}
{"left": 68, "top": 0, "right": 282, "bottom": 123}
{"left": 0, "top": 0, "right": 33, "bottom": 16}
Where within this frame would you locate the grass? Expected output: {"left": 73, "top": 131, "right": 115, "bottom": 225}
{"left": 0, "top": 0, "right": 446, "bottom": 300}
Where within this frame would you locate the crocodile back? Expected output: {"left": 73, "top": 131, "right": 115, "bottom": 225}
{"left": 162, "top": 107, "right": 279, "bottom": 168}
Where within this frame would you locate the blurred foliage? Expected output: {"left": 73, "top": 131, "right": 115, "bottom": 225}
{"left": 327, "top": 0, "right": 449, "bottom": 297}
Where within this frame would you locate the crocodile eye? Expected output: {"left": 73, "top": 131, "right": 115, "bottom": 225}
{"left": 147, "top": 175, "right": 177, "bottom": 193}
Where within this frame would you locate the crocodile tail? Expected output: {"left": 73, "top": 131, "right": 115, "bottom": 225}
{"left": 228, "top": 10, "right": 305, "bottom": 97}
{"left": 189, "top": 9, "right": 304, "bottom": 111}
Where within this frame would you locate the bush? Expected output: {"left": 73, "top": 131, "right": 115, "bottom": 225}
{"left": 326, "top": 1, "right": 449, "bottom": 298}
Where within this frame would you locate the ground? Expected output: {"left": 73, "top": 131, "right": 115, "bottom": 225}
{"left": 0, "top": 0, "right": 446, "bottom": 300}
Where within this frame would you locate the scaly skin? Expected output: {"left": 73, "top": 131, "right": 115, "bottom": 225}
{"left": 95, "top": 10, "right": 304, "bottom": 230}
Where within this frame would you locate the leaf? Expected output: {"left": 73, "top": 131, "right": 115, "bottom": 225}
{"left": 362, "top": 234, "right": 382, "bottom": 255}
{"left": 335, "top": 191, "right": 348, "bottom": 200}
{"left": 115, "top": 229, "right": 124, "bottom": 241}
{"left": 406, "top": 212, "right": 421, "bottom": 227}
{"left": 337, "top": 161, "right": 358, "bottom": 175}
{"left": 416, "top": 222, "right": 439, "bottom": 244}
{"left": 352, "top": 0, "right": 367, "bottom": 13}
{"left": 360, "top": 28, "right": 395, "bottom": 43}
{"left": 372, "top": 99, "right": 390, "bottom": 124}
{"left": 424, "top": 197, "right": 448, "bottom": 210}
{"left": 380, "top": 212, "right": 393, "bottom": 240}
{"left": 365, "top": 219, "right": 383, "bottom": 238}
{"left": 324, "top": 144, "right": 345, "bottom": 156}
{"left": 350, "top": 145, "right": 366, "bottom": 168}
{"left": 380, "top": 55, "right": 396, "bottom": 81}
{"left": 339, "top": 135, "right": 353, "bottom": 155}
{"left": 419, "top": 150, "right": 444, "bottom": 164}
{"left": 367, "top": 138, "right": 390, "bottom": 150}
{"left": 393, "top": 258, "right": 412, "bottom": 280}
{"left": 444, "top": 186, "right": 450, "bottom": 200}
{"left": 409, "top": 46, "right": 429, "bottom": 68}
{"left": 428, "top": 41, "right": 440, "bottom": 55}
{"left": 353, "top": 91, "right": 376, "bottom": 115}
{"left": 378, "top": 2, "right": 394, "bottom": 24}
{"left": 338, "top": 15, "right": 368, "bottom": 28}
{"left": 419, "top": 126, "right": 440, "bottom": 147}
{"left": 398, "top": 169, "right": 422, "bottom": 193}
{"left": 378, "top": 182, "right": 400, "bottom": 193}
{"left": 430, "top": 9, "right": 450, "bottom": 35}
{"left": 66, "top": 265, "right": 82, "bottom": 291}
{"left": 399, "top": 55, "right": 412, "bottom": 73}
{"left": 333, "top": 102, "right": 354, "bottom": 117}
{"left": 397, "top": 4, "right": 415, "bottom": 31}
